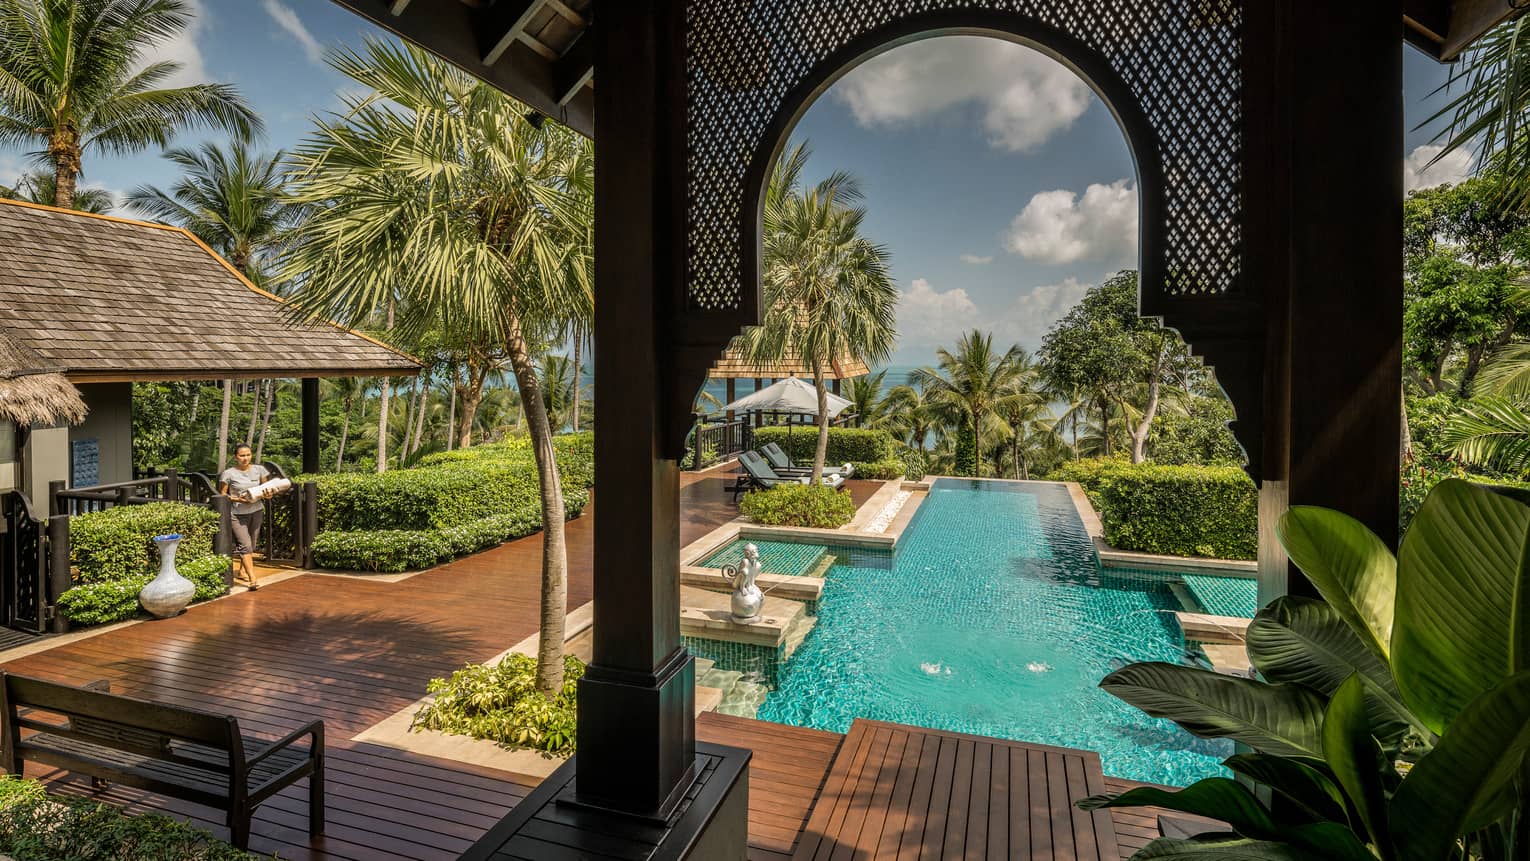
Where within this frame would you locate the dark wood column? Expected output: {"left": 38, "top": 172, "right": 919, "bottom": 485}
{"left": 301, "top": 378, "right": 320, "bottom": 475}
{"left": 1250, "top": 2, "right": 1403, "bottom": 598}
{"left": 578, "top": 0, "right": 696, "bottom": 818}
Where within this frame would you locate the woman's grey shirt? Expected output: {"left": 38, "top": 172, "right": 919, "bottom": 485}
{"left": 220, "top": 465, "right": 271, "bottom": 515}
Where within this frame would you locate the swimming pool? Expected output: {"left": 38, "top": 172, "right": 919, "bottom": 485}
{"left": 742, "top": 478, "right": 1232, "bottom": 786}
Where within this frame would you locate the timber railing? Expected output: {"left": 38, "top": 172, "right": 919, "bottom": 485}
{"left": 0, "top": 490, "right": 69, "bottom": 635}
{"left": 689, "top": 418, "right": 752, "bottom": 470}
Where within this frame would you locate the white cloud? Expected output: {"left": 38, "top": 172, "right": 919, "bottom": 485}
{"left": 897, "top": 277, "right": 980, "bottom": 348}
{"left": 997, "top": 278, "right": 1092, "bottom": 350}
{"left": 1403, "top": 144, "right": 1473, "bottom": 193}
{"left": 1004, "top": 179, "right": 1138, "bottom": 265}
{"left": 137, "top": 0, "right": 208, "bottom": 88}
{"left": 261, "top": 0, "right": 325, "bottom": 65}
{"left": 959, "top": 253, "right": 993, "bottom": 265}
{"left": 831, "top": 37, "right": 1092, "bottom": 153}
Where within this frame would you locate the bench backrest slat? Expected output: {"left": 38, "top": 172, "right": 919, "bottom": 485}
{"left": 3, "top": 674, "right": 236, "bottom": 751}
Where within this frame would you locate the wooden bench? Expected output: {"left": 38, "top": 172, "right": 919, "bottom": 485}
{"left": 0, "top": 671, "right": 324, "bottom": 849}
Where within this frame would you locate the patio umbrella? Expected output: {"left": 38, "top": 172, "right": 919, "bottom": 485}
{"left": 721, "top": 376, "right": 853, "bottom": 449}
{"left": 721, "top": 375, "right": 851, "bottom": 419}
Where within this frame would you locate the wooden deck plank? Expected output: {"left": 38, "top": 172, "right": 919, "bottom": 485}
{"left": 794, "top": 720, "right": 1119, "bottom": 861}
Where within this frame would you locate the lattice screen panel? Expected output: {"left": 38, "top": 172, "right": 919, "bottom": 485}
{"left": 685, "top": 0, "right": 1243, "bottom": 311}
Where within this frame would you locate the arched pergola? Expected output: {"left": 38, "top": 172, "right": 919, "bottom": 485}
{"left": 331, "top": 1, "right": 1521, "bottom": 856}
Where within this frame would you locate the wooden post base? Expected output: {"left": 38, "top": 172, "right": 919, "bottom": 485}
{"left": 460, "top": 741, "right": 751, "bottom": 861}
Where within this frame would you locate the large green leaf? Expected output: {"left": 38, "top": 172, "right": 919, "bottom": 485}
{"left": 1078, "top": 778, "right": 1278, "bottom": 837}
{"left": 1276, "top": 506, "right": 1395, "bottom": 664}
{"left": 1390, "top": 670, "right": 1530, "bottom": 861}
{"left": 1101, "top": 663, "right": 1326, "bottom": 758}
{"left": 1130, "top": 837, "right": 1329, "bottom": 860}
{"left": 1246, "top": 597, "right": 1426, "bottom": 750}
{"left": 1322, "top": 676, "right": 1393, "bottom": 857}
{"left": 1395, "top": 479, "right": 1530, "bottom": 732}
{"left": 1223, "top": 753, "right": 1348, "bottom": 825}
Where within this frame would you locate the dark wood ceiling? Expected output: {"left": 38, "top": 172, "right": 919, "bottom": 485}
{"left": 331, "top": 1, "right": 1523, "bottom": 140}
{"left": 330, "top": 0, "right": 595, "bottom": 136}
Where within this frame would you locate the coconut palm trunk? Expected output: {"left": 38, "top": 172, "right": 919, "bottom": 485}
{"left": 377, "top": 302, "right": 395, "bottom": 473}
{"left": 245, "top": 380, "right": 262, "bottom": 446}
{"left": 411, "top": 381, "right": 428, "bottom": 454}
{"left": 811, "top": 361, "right": 830, "bottom": 483}
{"left": 571, "top": 332, "right": 582, "bottom": 433}
{"left": 254, "top": 380, "right": 275, "bottom": 461}
{"left": 447, "top": 380, "right": 457, "bottom": 451}
{"left": 217, "top": 380, "right": 233, "bottom": 473}
{"left": 506, "top": 317, "right": 567, "bottom": 697}
{"left": 336, "top": 391, "right": 353, "bottom": 471}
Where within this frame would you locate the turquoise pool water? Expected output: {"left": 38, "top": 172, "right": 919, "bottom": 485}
{"left": 1182, "top": 573, "right": 1259, "bottom": 618}
{"left": 752, "top": 478, "right": 1232, "bottom": 786}
{"left": 700, "top": 538, "right": 830, "bottom": 578}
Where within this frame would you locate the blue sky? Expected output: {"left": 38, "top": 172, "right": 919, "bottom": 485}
{"left": 0, "top": 3, "right": 1470, "bottom": 365}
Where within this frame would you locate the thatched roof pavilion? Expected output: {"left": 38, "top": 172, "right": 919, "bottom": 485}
{"left": 0, "top": 328, "right": 86, "bottom": 427}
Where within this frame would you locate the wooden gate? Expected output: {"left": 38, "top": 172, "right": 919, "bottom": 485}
{"left": 260, "top": 465, "right": 317, "bottom": 568}
{"left": 1, "top": 491, "right": 48, "bottom": 634}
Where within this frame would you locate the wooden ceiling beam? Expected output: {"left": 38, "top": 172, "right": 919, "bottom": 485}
{"left": 325, "top": 0, "right": 593, "bottom": 137}
{"left": 479, "top": 0, "right": 542, "bottom": 66}
{"left": 388, "top": 0, "right": 410, "bottom": 14}
{"left": 554, "top": 28, "right": 594, "bottom": 106}
{"left": 1405, "top": 0, "right": 1527, "bottom": 61}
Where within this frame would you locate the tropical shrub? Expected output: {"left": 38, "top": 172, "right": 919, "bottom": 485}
{"left": 70, "top": 504, "right": 220, "bottom": 582}
{"left": 899, "top": 446, "right": 927, "bottom": 481}
{"left": 847, "top": 459, "right": 908, "bottom": 480}
{"left": 1085, "top": 479, "right": 1530, "bottom": 861}
{"left": 310, "top": 529, "right": 450, "bottom": 573}
{"left": 413, "top": 653, "right": 584, "bottom": 754}
{"left": 740, "top": 483, "right": 856, "bottom": 528}
{"left": 1045, "top": 456, "right": 1131, "bottom": 493}
{"left": 0, "top": 775, "right": 249, "bottom": 860}
{"left": 57, "top": 556, "right": 231, "bottom": 626}
{"left": 1095, "top": 464, "right": 1257, "bottom": 560}
{"left": 751, "top": 426, "right": 896, "bottom": 466}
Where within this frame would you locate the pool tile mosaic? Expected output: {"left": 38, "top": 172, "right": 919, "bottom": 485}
{"left": 699, "top": 539, "right": 829, "bottom": 578}
{"left": 1183, "top": 573, "right": 1259, "bottom": 619}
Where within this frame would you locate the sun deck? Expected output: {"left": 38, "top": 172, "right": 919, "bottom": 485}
{"left": 0, "top": 473, "right": 1190, "bottom": 859}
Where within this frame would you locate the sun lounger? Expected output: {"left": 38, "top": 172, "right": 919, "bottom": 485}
{"left": 759, "top": 442, "right": 855, "bottom": 478}
{"left": 731, "top": 450, "right": 845, "bottom": 499}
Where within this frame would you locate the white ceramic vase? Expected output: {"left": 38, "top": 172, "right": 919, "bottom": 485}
{"left": 140, "top": 534, "right": 196, "bottom": 618}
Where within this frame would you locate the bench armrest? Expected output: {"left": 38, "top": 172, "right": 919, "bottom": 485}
{"left": 246, "top": 719, "right": 324, "bottom": 768}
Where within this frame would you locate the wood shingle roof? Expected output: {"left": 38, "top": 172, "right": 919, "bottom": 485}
{"left": 0, "top": 199, "right": 419, "bottom": 382}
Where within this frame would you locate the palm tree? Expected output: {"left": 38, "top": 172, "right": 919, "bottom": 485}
{"left": 539, "top": 353, "right": 577, "bottom": 433}
{"left": 841, "top": 370, "right": 895, "bottom": 429}
{"left": 996, "top": 398, "right": 1057, "bottom": 480}
{"left": 744, "top": 143, "right": 897, "bottom": 481}
{"left": 277, "top": 40, "right": 592, "bottom": 697}
{"left": 0, "top": 0, "right": 260, "bottom": 209}
{"left": 910, "top": 332, "right": 1036, "bottom": 477}
{"left": 883, "top": 381, "right": 940, "bottom": 454}
{"left": 126, "top": 141, "right": 298, "bottom": 281}
{"left": 0, "top": 170, "right": 113, "bottom": 211}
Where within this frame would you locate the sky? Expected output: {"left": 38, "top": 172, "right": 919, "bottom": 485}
{"left": 0, "top": 3, "right": 1476, "bottom": 366}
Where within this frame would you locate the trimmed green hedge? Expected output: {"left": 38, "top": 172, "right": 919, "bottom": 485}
{"left": 70, "top": 504, "right": 220, "bottom": 583}
{"left": 0, "top": 775, "right": 251, "bottom": 860}
{"left": 1047, "top": 458, "right": 1256, "bottom": 560}
{"left": 57, "top": 556, "right": 232, "bottom": 626}
{"left": 751, "top": 426, "right": 896, "bottom": 466}
{"left": 848, "top": 459, "right": 909, "bottom": 480}
{"left": 307, "top": 433, "right": 593, "bottom": 572}
{"left": 740, "top": 483, "right": 856, "bottom": 528}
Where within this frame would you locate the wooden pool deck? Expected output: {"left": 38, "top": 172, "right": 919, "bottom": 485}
{"left": 0, "top": 472, "right": 1184, "bottom": 859}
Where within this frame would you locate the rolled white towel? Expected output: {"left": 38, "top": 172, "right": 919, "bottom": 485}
{"left": 243, "top": 477, "right": 292, "bottom": 500}
{"left": 842, "top": 463, "right": 855, "bottom": 477}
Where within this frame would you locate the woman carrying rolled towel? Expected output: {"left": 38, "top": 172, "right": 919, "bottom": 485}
{"left": 219, "top": 443, "right": 271, "bottom": 590}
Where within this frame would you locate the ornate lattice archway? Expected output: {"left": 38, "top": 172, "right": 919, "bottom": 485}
{"left": 672, "top": 0, "right": 1259, "bottom": 466}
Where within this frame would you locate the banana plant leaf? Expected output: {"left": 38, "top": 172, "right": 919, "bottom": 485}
{"left": 1222, "top": 753, "right": 1349, "bottom": 825}
{"left": 1276, "top": 506, "right": 1395, "bottom": 665}
{"left": 1246, "top": 596, "right": 1428, "bottom": 751}
{"left": 1100, "top": 663, "right": 1326, "bottom": 758}
{"left": 1394, "top": 479, "right": 1529, "bottom": 733}
{"left": 1322, "top": 675, "right": 1393, "bottom": 857}
{"left": 1130, "top": 836, "right": 1337, "bottom": 860}
{"left": 1078, "top": 778, "right": 1374, "bottom": 860}
{"left": 1390, "top": 670, "right": 1530, "bottom": 861}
